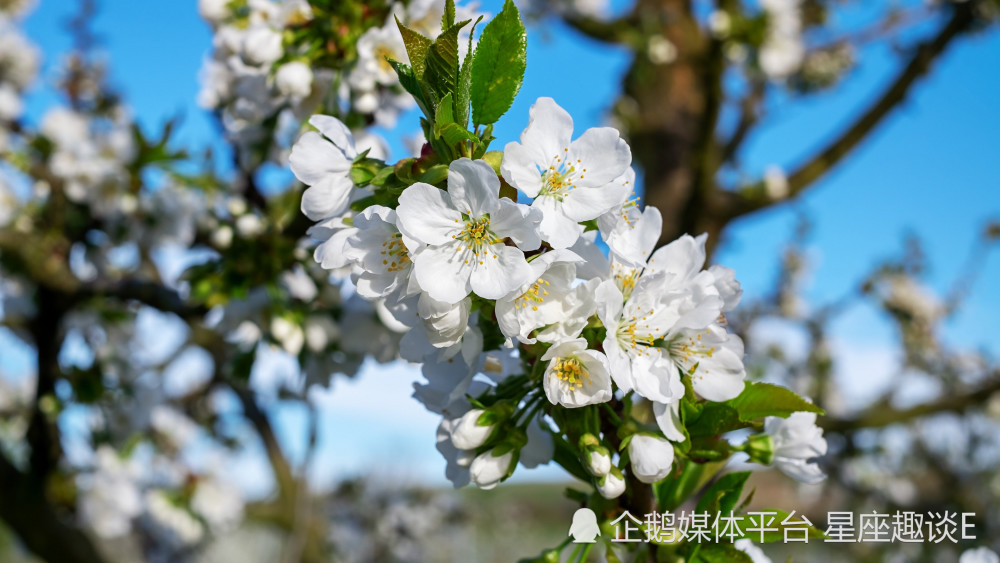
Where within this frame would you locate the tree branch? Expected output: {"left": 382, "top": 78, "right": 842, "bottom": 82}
{"left": 562, "top": 14, "right": 636, "bottom": 45}
{"left": 821, "top": 373, "right": 1000, "bottom": 434}
{"left": 724, "top": 4, "right": 976, "bottom": 220}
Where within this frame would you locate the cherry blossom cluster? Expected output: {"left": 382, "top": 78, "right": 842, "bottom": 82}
{"left": 196, "top": 0, "right": 482, "bottom": 169}
{"left": 294, "top": 96, "right": 829, "bottom": 496}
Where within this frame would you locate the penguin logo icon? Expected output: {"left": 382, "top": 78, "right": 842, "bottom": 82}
{"left": 568, "top": 508, "right": 600, "bottom": 543}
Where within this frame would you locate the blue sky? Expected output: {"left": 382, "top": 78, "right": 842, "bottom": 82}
{"left": 11, "top": 0, "right": 1000, "bottom": 490}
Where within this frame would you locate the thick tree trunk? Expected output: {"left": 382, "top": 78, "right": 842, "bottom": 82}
{"left": 621, "top": 0, "right": 729, "bottom": 256}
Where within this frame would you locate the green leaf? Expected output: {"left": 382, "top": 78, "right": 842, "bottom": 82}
{"left": 727, "top": 382, "right": 825, "bottom": 422}
{"left": 454, "top": 16, "right": 483, "bottom": 129}
{"left": 690, "top": 544, "right": 754, "bottom": 563}
{"left": 422, "top": 20, "right": 470, "bottom": 101}
{"left": 655, "top": 460, "right": 726, "bottom": 511}
{"left": 435, "top": 92, "right": 456, "bottom": 132}
{"left": 395, "top": 18, "right": 432, "bottom": 76}
{"left": 438, "top": 122, "right": 478, "bottom": 148}
{"left": 694, "top": 471, "right": 751, "bottom": 516}
{"left": 470, "top": 0, "right": 527, "bottom": 126}
{"left": 387, "top": 59, "right": 433, "bottom": 118}
{"left": 687, "top": 403, "right": 747, "bottom": 437}
{"left": 442, "top": 0, "right": 456, "bottom": 30}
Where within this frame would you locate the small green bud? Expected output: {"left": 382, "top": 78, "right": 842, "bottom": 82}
{"left": 745, "top": 433, "right": 775, "bottom": 465}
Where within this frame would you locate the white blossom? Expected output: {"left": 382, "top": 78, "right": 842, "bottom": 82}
{"left": 542, "top": 338, "right": 613, "bottom": 408}
{"left": 396, "top": 158, "right": 542, "bottom": 303}
{"left": 960, "top": 548, "right": 1000, "bottom": 563}
{"left": 502, "top": 97, "right": 632, "bottom": 248}
{"left": 275, "top": 61, "right": 314, "bottom": 99}
{"left": 764, "top": 412, "right": 828, "bottom": 484}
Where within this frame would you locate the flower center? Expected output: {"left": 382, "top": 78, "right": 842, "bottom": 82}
{"left": 374, "top": 45, "right": 395, "bottom": 73}
{"left": 552, "top": 356, "right": 589, "bottom": 390}
{"left": 454, "top": 214, "right": 502, "bottom": 265}
{"left": 612, "top": 263, "right": 639, "bottom": 300}
{"left": 538, "top": 150, "right": 587, "bottom": 200}
{"left": 514, "top": 278, "right": 550, "bottom": 311}
{"left": 616, "top": 307, "right": 662, "bottom": 358}
{"left": 670, "top": 330, "right": 716, "bottom": 380}
{"left": 380, "top": 232, "right": 411, "bottom": 273}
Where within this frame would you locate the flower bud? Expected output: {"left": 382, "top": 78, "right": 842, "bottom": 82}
{"left": 450, "top": 409, "right": 495, "bottom": 450}
{"left": 744, "top": 433, "right": 775, "bottom": 466}
{"left": 585, "top": 446, "right": 612, "bottom": 477}
{"left": 470, "top": 447, "right": 516, "bottom": 490}
{"left": 275, "top": 62, "right": 313, "bottom": 99}
{"left": 597, "top": 467, "right": 626, "bottom": 499}
{"left": 198, "top": 0, "right": 230, "bottom": 24}
{"left": 628, "top": 434, "right": 674, "bottom": 484}
{"left": 242, "top": 26, "right": 283, "bottom": 66}
{"left": 211, "top": 225, "right": 233, "bottom": 249}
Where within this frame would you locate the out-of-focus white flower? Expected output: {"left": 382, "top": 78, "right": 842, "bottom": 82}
{"left": 735, "top": 539, "right": 772, "bottom": 563}
{"left": 271, "top": 316, "right": 305, "bottom": 356}
{"left": 275, "top": 61, "right": 313, "bottom": 99}
{"left": 883, "top": 273, "right": 944, "bottom": 324}
{"left": 628, "top": 434, "right": 675, "bottom": 484}
{"left": 0, "top": 22, "right": 40, "bottom": 90}
{"left": 144, "top": 490, "right": 205, "bottom": 549}
{"left": 764, "top": 165, "right": 789, "bottom": 200}
{"left": 198, "top": 0, "right": 231, "bottom": 25}
{"left": 150, "top": 406, "right": 198, "bottom": 448}
{"left": 960, "top": 548, "right": 1000, "bottom": 563}
{"left": 0, "top": 84, "right": 23, "bottom": 120}
{"left": 191, "top": 477, "right": 244, "bottom": 533}
{"left": 759, "top": 0, "right": 804, "bottom": 79}
{"left": 647, "top": 35, "right": 677, "bottom": 65}
{"left": 764, "top": 411, "right": 827, "bottom": 484}
{"left": 78, "top": 446, "right": 143, "bottom": 538}
{"left": 350, "top": 25, "right": 407, "bottom": 90}
{"left": 242, "top": 24, "right": 283, "bottom": 66}
{"left": 708, "top": 10, "right": 732, "bottom": 38}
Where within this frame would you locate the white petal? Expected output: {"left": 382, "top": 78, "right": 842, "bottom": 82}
{"left": 560, "top": 180, "right": 632, "bottom": 222}
{"left": 289, "top": 131, "right": 351, "bottom": 185}
{"left": 567, "top": 126, "right": 631, "bottom": 188}
{"left": 492, "top": 198, "right": 542, "bottom": 251}
{"left": 653, "top": 400, "right": 686, "bottom": 442}
{"left": 411, "top": 243, "right": 473, "bottom": 303}
{"left": 470, "top": 245, "right": 533, "bottom": 300}
{"left": 300, "top": 175, "right": 354, "bottom": 221}
{"left": 308, "top": 114, "right": 357, "bottom": 158}
{"left": 396, "top": 182, "right": 462, "bottom": 245}
{"left": 533, "top": 196, "right": 583, "bottom": 249}
{"left": 500, "top": 141, "right": 544, "bottom": 197}
{"left": 447, "top": 158, "right": 500, "bottom": 217}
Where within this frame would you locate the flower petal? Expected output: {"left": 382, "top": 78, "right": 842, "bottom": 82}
{"left": 300, "top": 175, "right": 354, "bottom": 221}
{"left": 447, "top": 158, "right": 500, "bottom": 217}
{"left": 396, "top": 182, "right": 462, "bottom": 245}
{"left": 567, "top": 126, "right": 631, "bottom": 188}
{"left": 411, "top": 242, "right": 473, "bottom": 304}
{"left": 308, "top": 114, "right": 357, "bottom": 158}
{"left": 289, "top": 131, "right": 351, "bottom": 185}
{"left": 469, "top": 244, "right": 533, "bottom": 300}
